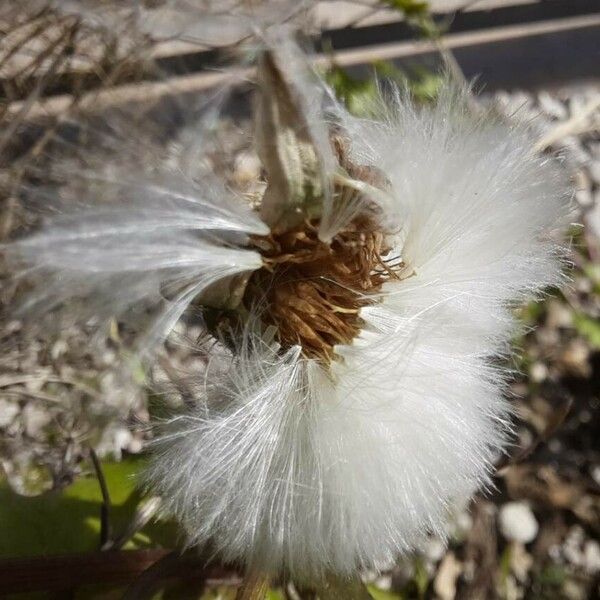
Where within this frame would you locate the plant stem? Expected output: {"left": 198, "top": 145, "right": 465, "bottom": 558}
{"left": 89, "top": 448, "right": 112, "bottom": 547}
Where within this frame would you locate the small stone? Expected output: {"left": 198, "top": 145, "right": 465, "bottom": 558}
{"left": 510, "top": 542, "right": 533, "bottom": 582}
{"left": 575, "top": 274, "right": 593, "bottom": 294}
{"left": 499, "top": 502, "right": 539, "bottom": 544}
{"left": 503, "top": 575, "right": 520, "bottom": 600}
{"left": 590, "top": 465, "right": 600, "bottom": 487}
{"left": 23, "top": 403, "right": 52, "bottom": 437}
{"left": 548, "top": 438, "right": 562, "bottom": 453}
{"left": 530, "top": 361, "right": 548, "bottom": 383}
{"left": 563, "top": 579, "right": 586, "bottom": 600}
{"left": 561, "top": 339, "right": 591, "bottom": 378}
{"left": 434, "top": 552, "right": 462, "bottom": 600}
{"left": 583, "top": 540, "right": 600, "bottom": 574}
{"left": 563, "top": 526, "right": 585, "bottom": 567}
{"left": 519, "top": 428, "right": 535, "bottom": 451}
{"left": 51, "top": 339, "right": 68, "bottom": 360}
{"left": 0, "top": 399, "right": 20, "bottom": 428}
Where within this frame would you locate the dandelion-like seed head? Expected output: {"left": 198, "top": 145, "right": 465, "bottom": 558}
{"left": 6, "top": 28, "right": 571, "bottom": 589}
{"left": 239, "top": 140, "right": 400, "bottom": 362}
{"left": 246, "top": 217, "right": 395, "bottom": 361}
{"left": 201, "top": 48, "right": 405, "bottom": 364}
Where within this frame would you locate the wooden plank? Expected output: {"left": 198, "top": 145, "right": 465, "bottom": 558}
{"left": 320, "top": 0, "right": 599, "bottom": 48}
{"left": 6, "top": 14, "right": 599, "bottom": 121}
{"left": 2, "top": 0, "right": 598, "bottom": 98}
{"left": 327, "top": 13, "right": 600, "bottom": 65}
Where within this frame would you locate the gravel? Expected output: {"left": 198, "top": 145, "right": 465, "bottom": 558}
{"left": 499, "top": 502, "right": 539, "bottom": 544}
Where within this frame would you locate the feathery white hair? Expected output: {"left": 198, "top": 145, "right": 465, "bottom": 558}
{"left": 5, "top": 33, "right": 569, "bottom": 582}
{"left": 5, "top": 105, "right": 268, "bottom": 350}
{"left": 148, "top": 88, "right": 569, "bottom": 580}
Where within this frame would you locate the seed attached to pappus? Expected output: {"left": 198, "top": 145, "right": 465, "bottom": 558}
{"left": 6, "top": 29, "right": 570, "bottom": 595}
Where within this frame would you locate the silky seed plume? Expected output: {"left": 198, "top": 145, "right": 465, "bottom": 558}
{"left": 6, "top": 30, "right": 570, "bottom": 588}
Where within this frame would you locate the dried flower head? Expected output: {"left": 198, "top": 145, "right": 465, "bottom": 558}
{"left": 5, "top": 32, "right": 569, "bottom": 585}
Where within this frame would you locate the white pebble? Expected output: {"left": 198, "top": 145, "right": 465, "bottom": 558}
{"left": 23, "top": 403, "right": 52, "bottom": 437}
{"left": 530, "top": 362, "right": 548, "bottom": 383}
{"left": 0, "top": 399, "right": 20, "bottom": 428}
{"left": 584, "top": 540, "right": 600, "bottom": 574}
{"left": 499, "top": 502, "right": 539, "bottom": 543}
{"left": 564, "top": 526, "right": 585, "bottom": 567}
{"left": 590, "top": 465, "right": 600, "bottom": 487}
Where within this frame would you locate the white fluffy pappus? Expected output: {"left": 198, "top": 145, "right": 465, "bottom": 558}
{"left": 5, "top": 149, "right": 269, "bottom": 351}
{"left": 4, "top": 30, "right": 570, "bottom": 581}
{"left": 146, "top": 88, "right": 570, "bottom": 580}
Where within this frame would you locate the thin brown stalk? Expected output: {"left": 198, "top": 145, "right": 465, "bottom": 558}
{"left": 0, "top": 20, "right": 76, "bottom": 157}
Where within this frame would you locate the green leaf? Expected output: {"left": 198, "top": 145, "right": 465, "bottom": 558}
{"left": 383, "top": 0, "right": 429, "bottom": 17}
{"left": 402, "top": 68, "right": 444, "bottom": 102}
{"left": 573, "top": 312, "right": 600, "bottom": 349}
{"left": 325, "top": 61, "right": 442, "bottom": 118}
{"left": 367, "top": 585, "right": 404, "bottom": 600}
{"left": 0, "top": 456, "right": 168, "bottom": 558}
{"left": 324, "top": 66, "right": 381, "bottom": 117}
